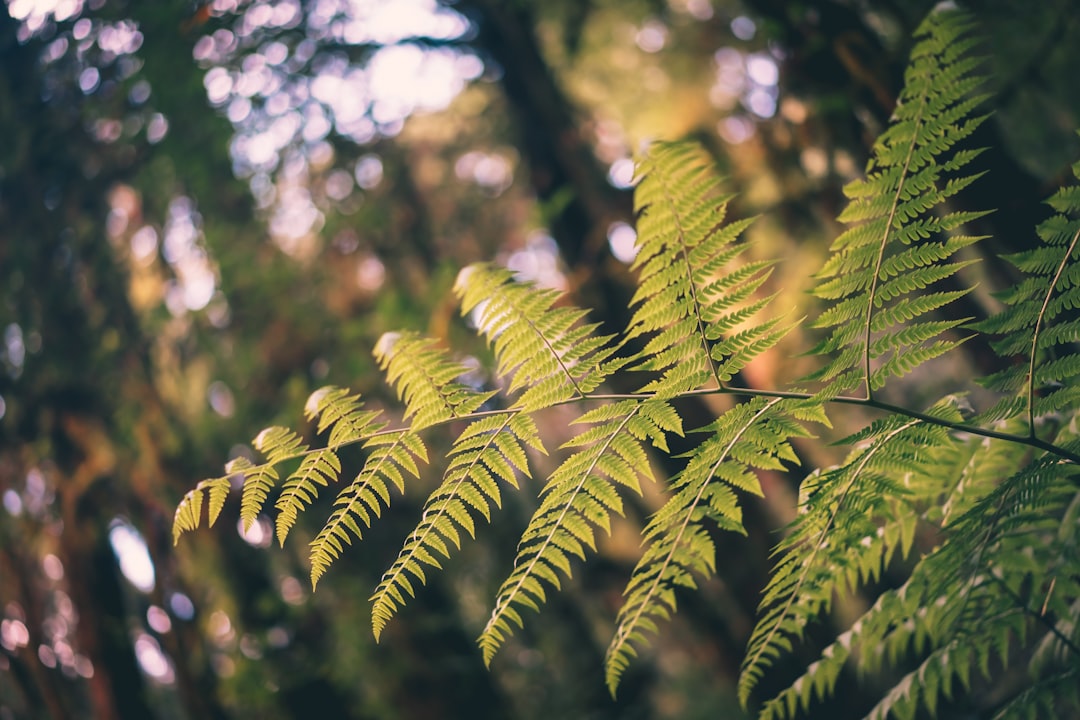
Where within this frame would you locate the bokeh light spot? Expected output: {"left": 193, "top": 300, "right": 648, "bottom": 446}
{"left": 109, "top": 520, "right": 156, "bottom": 593}
{"left": 168, "top": 592, "right": 195, "bottom": 621}
{"left": 731, "top": 16, "right": 756, "bottom": 41}
{"left": 607, "top": 158, "right": 635, "bottom": 189}
{"left": 42, "top": 554, "right": 64, "bottom": 581}
{"left": 134, "top": 632, "right": 175, "bottom": 684}
{"left": 147, "top": 606, "right": 172, "bottom": 634}
{"left": 607, "top": 222, "right": 638, "bottom": 264}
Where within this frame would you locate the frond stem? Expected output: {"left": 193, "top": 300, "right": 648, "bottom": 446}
{"left": 862, "top": 81, "right": 931, "bottom": 402}
{"left": 210, "top": 384, "right": 1080, "bottom": 507}
{"left": 658, "top": 176, "right": 723, "bottom": 387}
{"left": 588, "top": 388, "right": 1080, "bottom": 466}
{"left": 1026, "top": 225, "right": 1080, "bottom": 437}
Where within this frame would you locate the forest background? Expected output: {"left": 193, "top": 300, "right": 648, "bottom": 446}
{"left": 1, "top": 0, "right": 1079, "bottom": 718}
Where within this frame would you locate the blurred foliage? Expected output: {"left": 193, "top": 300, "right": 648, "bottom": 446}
{"left": 1, "top": 1, "right": 1079, "bottom": 719}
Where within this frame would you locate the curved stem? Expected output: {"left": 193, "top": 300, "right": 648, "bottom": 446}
{"left": 862, "top": 84, "right": 930, "bottom": 402}
{"left": 1027, "top": 226, "right": 1080, "bottom": 436}
{"left": 587, "top": 387, "right": 1080, "bottom": 466}
{"left": 198, "top": 384, "right": 1080, "bottom": 502}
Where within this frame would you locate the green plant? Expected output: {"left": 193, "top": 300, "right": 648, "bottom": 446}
{"left": 174, "top": 9, "right": 1080, "bottom": 718}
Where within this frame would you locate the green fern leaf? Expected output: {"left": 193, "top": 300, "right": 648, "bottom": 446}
{"left": 168, "top": 10, "right": 1080, "bottom": 716}
{"left": 740, "top": 398, "right": 967, "bottom": 706}
{"left": 173, "top": 456, "right": 259, "bottom": 542}
{"left": 172, "top": 474, "right": 233, "bottom": 543}
{"left": 478, "top": 398, "right": 672, "bottom": 664}
{"left": 455, "top": 263, "right": 619, "bottom": 410}
{"left": 807, "top": 8, "right": 990, "bottom": 400}
{"left": 309, "top": 429, "right": 427, "bottom": 589}
{"left": 370, "top": 412, "right": 545, "bottom": 640}
{"left": 831, "top": 424, "right": 1076, "bottom": 720}
{"left": 628, "top": 141, "right": 785, "bottom": 397}
{"left": 605, "top": 396, "right": 809, "bottom": 694}
{"left": 974, "top": 159, "right": 1080, "bottom": 431}
{"left": 993, "top": 669, "right": 1080, "bottom": 720}
{"left": 305, "top": 385, "right": 387, "bottom": 449}
{"left": 253, "top": 425, "right": 308, "bottom": 463}
{"left": 239, "top": 426, "right": 308, "bottom": 531}
{"left": 758, "top": 421, "right": 1033, "bottom": 719}
{"left": 275, "top": 449, "right": 342, "bottom": 546}
{"left": 238, "top": 464, "right": 279, "bottom": 533}
{"left": 374, "top": 330, "right": 493, "bottom": 429}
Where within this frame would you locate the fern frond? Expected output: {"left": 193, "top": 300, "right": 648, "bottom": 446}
{"left": 740, "top": 398, "right": 967, "bottom": 706}
{"left": 937, "top": 449, "right": 1078, "bottom": 619}
{"left": 865, "top": 627, "right": 1018, "bottom": 720}
{"left": 605, "top": 396, "right": 809, "bottom": 694}
{"left": 239, "top": 426, "right": 308, "bottom": 531}
{"left": 807, "top": 9, "right": 990, "bottom": 399}
{"left": 758, "top": 574, "right": 925, "bottom": 720}
{"left": 758, "top": 423, "right": 1032, "bottom": 719}
{"left": 858, "top": 515, "right": 1062, "bottom": 720}
{"left": 238, "top": 464, "right": 279, "bottom": 532}
{"left": 308, "top": 430, "right": 427, "bottom": 589}
{"left": 974, "top": 159, "right": 1080, "bottom": 431}
{"left": 259, "top": 386, "right": 393, "bottom": 549}
{"left": 628, "top": 141, "right": 786, "bottom": 396}
{"left": 275, "top": 449, "right": 342, "bottom": 546}
{"left": 370, "top": 411, "right": 545, "bottom": 640}
{"left": 305, "top": 385, "right": 387, "bottom": 449}
{"left": 478, "top": 398, "right": 677, "bottom": 664}
{"left": 1009, "top": 592, "right": 1080, "bottom": 718}
{"left": 455, "top": 263, "right": 619, "bottom": 410}
{"left": 993, "top": 668, "right": 1080, "bottom": 720}
{"left": 168, "top": 8, "right": 1080, "bottom": 714}
{"left": 173, "top": 441, "right": 298, "bottom": 543}
{"left": 374, "top": 330, "right": 493, "bottom": 429}
{"left": 172, "top": 474, "right": 233, "bottom": 543}
{"left": 767, "top": 416, "right": 1079, "bottom": 720}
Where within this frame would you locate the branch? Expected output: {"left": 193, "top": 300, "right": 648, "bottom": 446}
{"left": 1027, "top": 226, "right": 1080, "bottom": 436}
{"left": 191, "top": 383, "right": 1080, "bottom": 510}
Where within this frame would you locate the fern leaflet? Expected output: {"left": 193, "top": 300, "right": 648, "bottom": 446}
{"left": 239, "top": 425, "right": 307, "bottom": 531}
{"left": 975, "top": 157, "right": 1080, "bottom": 429}
{"left": 172, "top": 473, "right": 233, "bottom": 543}
{"left": 370, "top": 411, "right": 544, "bottom": 640}
{"left": 455, "top": 263, "right": 621, "bottom": 409}
{"left": 605, "top": 396, "right": 809, "bottom": 693}
{"left": 275, "top": 449, "right": 341, "bottom": 546}
{"left": 308, "top": 429, "right": 427, "bottom": 589}
{"left": 478, "top": 398, "right": 678, "bottom": 663}
{"left": 740, "top": 398, "right": 967, "bottom": 706}
{"left": 374, "top": 330, "right": 493, "bottom": 429}
{"left": 756, "top": 423, "right": 1032, "bottom": 719}
{"left": 629, "top": 141, "right": 785, "bottom": 396}
{"left": 806, "top": 9, "right": 990, "bottom": 400}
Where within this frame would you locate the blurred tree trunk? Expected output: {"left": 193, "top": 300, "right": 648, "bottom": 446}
{"left": 461, "top": 0, "right": 634, "bottom": 317}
